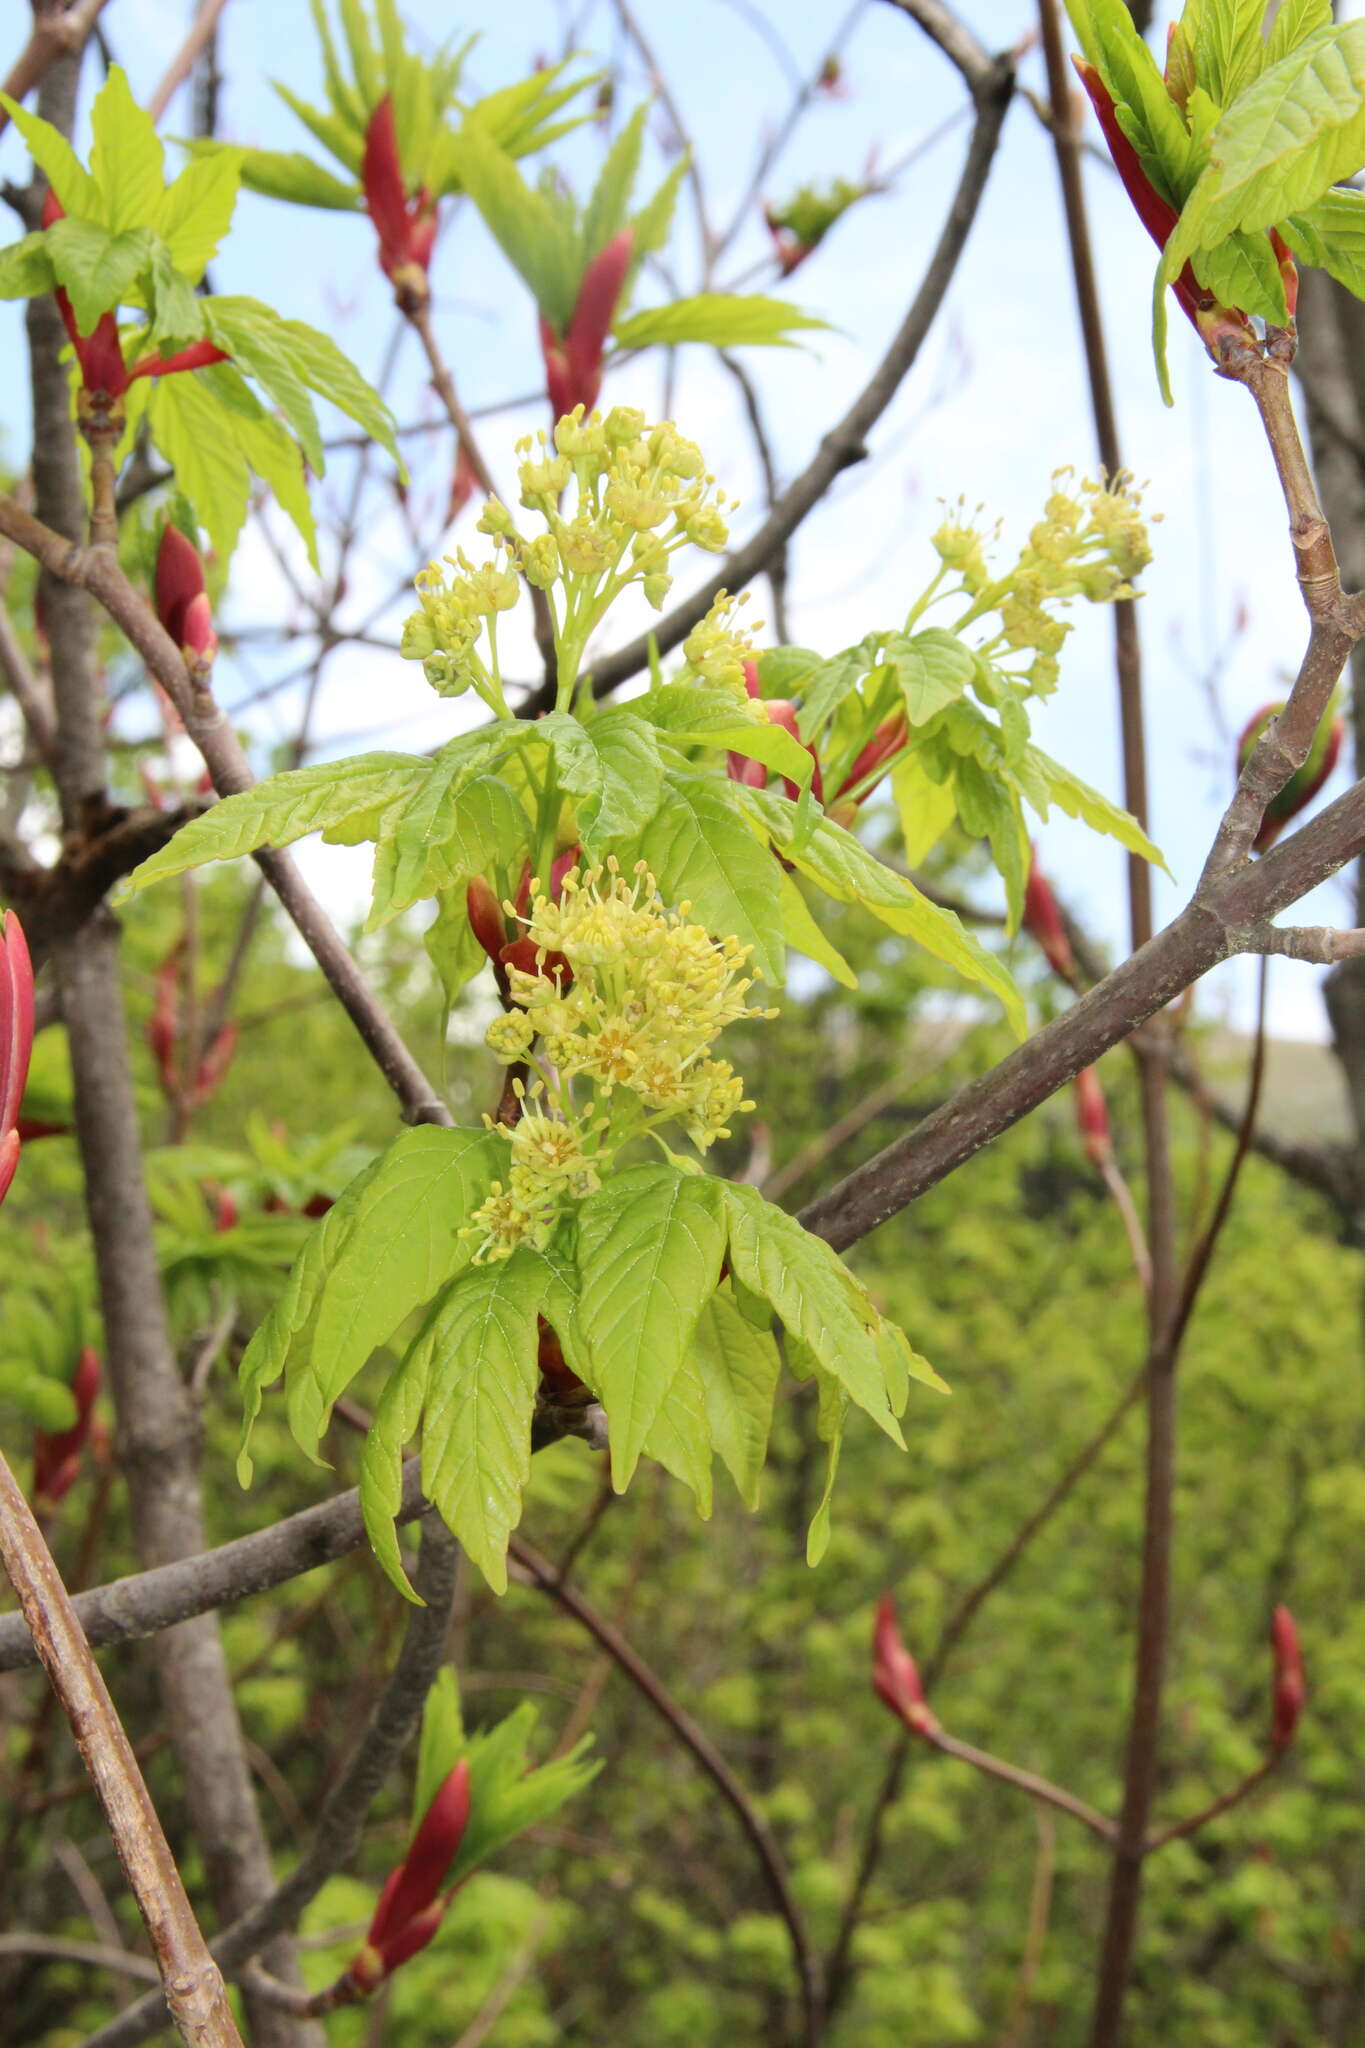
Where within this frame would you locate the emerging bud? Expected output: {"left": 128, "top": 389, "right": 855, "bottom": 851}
{"left": 1074, "top": 1065, "right": 1111, "bottom": 1169}
{"left": 0, "top": 910, "right": 34, "bottom": 1208}
{"left": 345, "top": 1759, "right": 471, "bottom": 1993}
{"left": 1237, "top": 700, "right": 1342, "bottom": 851}
{"left": 1269, "top": 1605, "right": 1306, "bottom": 1753}
{"left": 32, "top": 1347, "right": 103, "bottom": 1511}
{"left": 155, "top": 525, "right": 218, "bottom": 667}
{"left": 872, "top": 1593, "right": 936, "bottom": 1735}
{"left": 1022, "top": 848, "right": 1075, "bottom": 981}
{"left": 466, "top": 877, "right": 508, "bottom": 964}
{"left": 540, "top": 229, "right": 634, "bottom": 419}
{"left": 362, "top": 96, "right": 438, "bottom": 300}
{"left": 835, "top": 713, "right": 909, "bottom": 805}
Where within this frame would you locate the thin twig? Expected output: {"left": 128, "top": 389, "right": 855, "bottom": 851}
{"left": 0, "top": 1935, "right": 161, "bottom": 1985}
{"left": 508, "top": 1533, "right": 825, "bottom": 2048}
{"left": 1144, "top": 1755, "right": 1279, "bottom": 1854}
{"left": 144, "top": 0, "right": 231, "bottom": 124}
{"left": 0, "top": 1449, "right": 243, "bottom": 2046}
{"left": 0, "top": 0, "right": 110, "bottom": 137}
{"left": 998, "top": 1810, "right": 1056, "bottom": 2048}
{"left": 918, "top": 1721, "right": 1116, "bottom": 1843}
{"left": 76, "top": 1516, "right": 461, "bottom": 2048}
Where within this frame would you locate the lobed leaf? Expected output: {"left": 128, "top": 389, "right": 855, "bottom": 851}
{"left": 576, "top": 1165, "right": 727, "bottom": 1490}
{"left": 637, "top": 775, "right": 786, "bottom": 984}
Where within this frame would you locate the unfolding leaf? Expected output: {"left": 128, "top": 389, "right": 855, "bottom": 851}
{"left": 644, "top": 685, "right": 813, "bottom": 789}
{"left": 45, "top": 220, "right": 152, "bottom": 334}
{"left": 638, "top": 776, "right": 785, "bottom": 983}
{"left": 614, "top": 292, "right": 826, "bottom": 351}
{"left": 544, "top": 709, "right": 663, "bottom": 853}
{"left": 1016, "top": 745, "right": 1167, "bottom": 870}
{"left": 89, "top": 67, "right": 165, "bottom": 231}
{"left": 576, "top": 1165, "right": 726, "bottom": 1489}
{"left": 777, "top": 868, "right": 856, "bottom": 989}
{"left": 692, "top": 1290, "right": 781, "bottom": 1508}
{"left": 368, "top": 771, "right": 527, "bottom": 928}
{"left": 886, "top": 629, "right": 974, "bottom": 725}
{"left": 721, "top": 1181, "right": 906, "bottom": 1446}
{"left": 124, "top": 754, "right": 423, "bottom": 895}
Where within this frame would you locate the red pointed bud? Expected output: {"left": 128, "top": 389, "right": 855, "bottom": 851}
{"left": 192, "top": 1023, "right": 237, "bottom": 1109}
{"left": 362, "top": 97, "right": 438, "bottom": 294}
{"left": 148, "top": 950, "right": 181, "bottom": 1097}
{"left": 155, "top": 526, "right": 217, "bottom": 666}
{"left": 1268, "top": 230, "right": 1299, "bottom": 322}
{"left": 1, "top": 909, "right": 35, "bottom": 1152}
{"left": 214, "top": 1189, "right": 240, "bottom": 1233}
{"left": 1073, "top": 58, "right": 1233, "bottom": 336}
{"left": 466, "top": 877, "right": 508, "bottom": 963}
{"left": 33, "top": 1347, "right": 102, "bottom": 1510}
{"left": 126, "top": 338, "right": 230, "bottom": 384}
{"left": 537, "top": 1315, "right": 584, "bottom": 1396}
{"left": 542, "top": 229, "right": 634, "bottom": 419}
{"left": 726, "top": 751, "right": 768, "bottom": 788}
{"left": 448, "top": 441, "right": 477, "bottom": 526}
{"left": 872, "top": 1593, "right": 936, "bottom": 1735}
{"left": 367, "top": 1759, "right": 470, "bottom": 1956}
{"left": 1074, "top": 1066, "right": 1111, "bottom": 1168}
{"left": 1022, "top": 848, "right": 1075, "bottom": 981}
{"left": 1269, "top": 1605, "right": 1306, "bottom": 1752}
{"left": 835, "top": 713, "right": 909, "bottom": 804}
{"left": 1237, "top": 700, "right": 1342, "bottom": 851}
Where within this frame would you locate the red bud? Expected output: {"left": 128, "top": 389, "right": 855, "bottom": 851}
{"left": 500, "top": 936, "right": 573, "bottom": 989}
{"left": 33, "top": 1347, "right": 103, "bottom": 1510}
{"left": 1074, "top": 1066, "right": 1111, "bottom": 1168}
{"left": 872, "top": 1593, "right": 936, "bottom": 1735}
{"left": 835, "top": 713, "right": 909, "bottom": 804}
{"left": 1022, "top": 848, "right": 1075, "bottom": 981}
{"left": 364, "top": 1759, "right": 470, "bottom": 1971}
{"left": 1269, "top": 1605, "right": 1305, "bottom": 1752}
{"left": 541, "top": 229, "right": 633, "bottom": 418}
{"left": 1, "top": 909, "right": 35, "bottom": 1151}
{"left": 466, "top": 878, "right": 508, "bottom": 963}
{"left": 155, "top": 526, "right": 217, "bottom": 665}
{"left": 1237, "top": 700, "right": 1342, "bottom": 851}
{"left": 741, "top": 660, "right": 761, "bottom": 700}
{"left": 192, "top": 1023, "right": 237, "bottom": 1109}
{"left": 362, "top": 97, "right": 438, "bottom": 290}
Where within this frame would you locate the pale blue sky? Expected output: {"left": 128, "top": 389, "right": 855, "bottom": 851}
{"left": 2, "top": 0, "right": 1360, "bottom": 1044}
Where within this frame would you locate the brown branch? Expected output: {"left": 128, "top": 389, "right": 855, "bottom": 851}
{"left": 0, "top": 1449, "right": 243, "bottom": 2047}
{"left": 1144, "top": 1755, "right": 1279, "bottom": 1854}
{"left": 920, "top": 1722, "right": 1116, "bottom": 1844}
{"left": 76, "top": 1515, "right": 461, "bottom": 2048}
{"left": 521, "top": 53, "right": 1016, "bottom": 712}
{"left": 0, "top": 1935, "right": 161, "bottom": 1985}
{"left": 0, "top": 1460, "right": 427, "bottom": 1674}
{"left": 0, "top": 0, "right": 110, "bottom": 137}
{"left": 878, "top": 0, "right": 996, "bottom": 91}
{"left": 144, "top": 0, "right": 231, "bottom": 125}
{"left": 508, "top": 1533, "right": 825, "bottom": 2048}
{"left": 823, "top": 1365, "right": 1145, "bottom": 2016}
{"left": 0, "top": 493, "right": 452, "bottom": 1128}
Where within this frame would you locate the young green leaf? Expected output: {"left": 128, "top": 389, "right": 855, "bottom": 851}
{"left": 890, "top": 749, "right": 958, "bottom": 866}
{"left": 413, "top": 1668, "right": 464, "bottom": 1831}
{"left": 0, "top": 233, "right": 56, "bottom": 301}
{"left": 123, "top": 754, "right": 425, "bottom": 896}
{"left": 89, "top": 67, "right": 165, "bottom": 232}
{"left": 642, "top": 1343, "right": 714, "bottom": 1517}
{"left": 1016, "top": 745, "right": 1168, "bottom": 870}
{"left": 721, "top": 1181, "right": 907, "bottom": 1446}
{"left": 638, "top": 776, "right": 785, "bottom": 984}
{"left": 236, "top": 1127, "right": 507, "bottom": 1479}
{"left": 804, "top": 1364, "right": 848, "bottom": 1568}
{"left": 448, "top": 1703, "right": 598, "bottom": 1885}
{"left": 0, "top": 94, "right": 102, "bottom": 218}
{"left": 43, "top": 221, "right": 152, "bottom": 334}
{"left": 412, "top": 1250, "right": 552, "bottom": 1593}
{"left": 691, "top": 1290, "right": 782, "bottom": 1509}
{"left": 368, "top": 772, "right": 528, "bottom": 929}
{"left": 742, "top": 786, "right": 1026, "bottom": 1034}
{"left": 643, "top": 685, "right": 814, "bottom": 789}
{"left": 576, "top": 1164, "right": 727, "bottom": 1490}
{"left": 450, "top": 120, "right": 580, "bottom": 329}
{"left": 542, "top": 709, "right": 664, "bottom": 853}
{"left": 887, "top": 629, "right": 975, "bottom": 726}
{"left": 776, "top": 868, "right": 857, "bottom": 989}
{"left": 613, "top": 292, "right": 827, "bottom": 351}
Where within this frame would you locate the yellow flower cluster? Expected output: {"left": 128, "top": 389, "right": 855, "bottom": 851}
{"left": 681, "top": 589, "right": 763, "bottom": 698}
{"left": 933, "top": 471, "right": 1155, "bottom": 694}
{"left": 463, "top": 863, "right": 770, "bottom": 1262}
{"left": 401, "top": 406, "right": 742, "bottom": 712}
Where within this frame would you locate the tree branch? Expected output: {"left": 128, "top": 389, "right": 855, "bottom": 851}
{"left": 0, "top": 1449, "right": 242, "bottom": 2047}
{"left": 76, "top": 1515, "right": 460, "bottom": 2048}
{"left": 509, "top": 1534, "right": 825, "bottom": 2048}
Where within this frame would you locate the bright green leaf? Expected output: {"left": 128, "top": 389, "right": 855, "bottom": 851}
{"left": 0, "top": 95, "right": 103, "bottom": 219}
{"left": 721, "top": 1181, "right": 905, "bottom": 1445}
{"left": 888, "top": 629, "right": 975, "bottom": 726}
{"left": 576, "top": 1165, "right": 727, "bottom": 1490}
{"left": 124, "top": 754, "right": 423, "bottom": 896}
{"left": 45, "top": 220, "right": 151, "bottom": 334}
{"left": 691, "top": 1290, "right": 781, "bottom": 1509}
{"left": 90, "top": 67, "right": 165, "bottom": 232}
{"left": 0, "top": 232, "right": 55, "bottom": 301}
{"left": 638, "top": 776, "right": 785, "bottom": 984}
{"left": 369, "top": 771, "right": 528, "bottom": 928}
{"left": 1016, "top": 745, "right": 1168, "bottom": 871}
{"left": 614, "top": 292, "right": 827, "bottom": 351}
